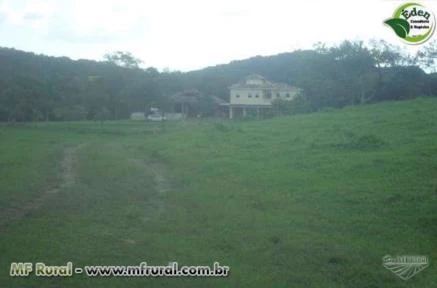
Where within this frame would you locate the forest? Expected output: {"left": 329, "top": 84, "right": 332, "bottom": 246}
{"left": 0, "top": 40, "right": 436, "bottom": 121}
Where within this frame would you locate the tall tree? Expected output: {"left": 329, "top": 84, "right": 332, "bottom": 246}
{"left": 103, "top": 51, "right": 143, "bottom": 69}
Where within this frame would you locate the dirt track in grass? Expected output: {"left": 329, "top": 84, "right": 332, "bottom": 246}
{"left": 0, "top": 144, "right": 83, "bottom": 229}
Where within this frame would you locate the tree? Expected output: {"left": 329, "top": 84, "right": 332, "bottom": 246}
{"left": 369, "top": 39, "right": 404, "bottom": 68}
{"left": 368, "top": 39, "right": 403, "bottom": 89}
{"left": 103, "top": 51, "right": 143, "bottom": 69}
{"left": 330, "top": 40, "right": 378, "bottom": 104}
{"left": 413, "top": 40, "right": 437, "bottom": 72}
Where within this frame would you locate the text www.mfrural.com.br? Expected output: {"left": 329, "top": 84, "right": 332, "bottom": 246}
{"left": 10, "top": 261, "right": 230, "bottom": 277}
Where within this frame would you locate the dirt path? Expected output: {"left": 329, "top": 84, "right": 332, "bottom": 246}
{"left": 148, "top": 162, "right": 171, "bottom": 194}
{"left": 129, "top": 159, "right": 171, "bottom": 195}
{"left": 122, "top": 158, "right": 171, "bottom": 245}
{"left": 0, "top": 144, "right": 82, "bottom": 229}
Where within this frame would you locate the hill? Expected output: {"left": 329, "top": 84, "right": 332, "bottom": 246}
{"left": 0, "top": 42, "right": 436, "bottom": 121}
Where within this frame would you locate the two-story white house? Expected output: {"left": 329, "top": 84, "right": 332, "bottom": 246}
{"left": 225, "top": 74, "right": 299, "bottom": 119}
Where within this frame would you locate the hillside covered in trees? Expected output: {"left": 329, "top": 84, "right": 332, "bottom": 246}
{"left": 0, "top": 40, "right": 436, "bottom": 121}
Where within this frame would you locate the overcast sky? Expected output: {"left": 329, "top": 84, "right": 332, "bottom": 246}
{"left": 0, "top": 0, "right": 435, "bottom": 71}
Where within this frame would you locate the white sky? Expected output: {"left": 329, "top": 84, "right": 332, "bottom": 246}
{"left": 0, "top": 0, "right": 435, "bottom": 71}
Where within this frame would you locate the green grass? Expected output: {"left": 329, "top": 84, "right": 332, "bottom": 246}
{"left": 1, "top": 98, "right": 436, "bottom": 287}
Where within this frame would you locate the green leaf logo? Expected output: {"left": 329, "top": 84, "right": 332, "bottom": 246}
{"left": 385, "top": 3, "right": 435, "bottom": 44}
{"left": 384, "top": 18, "right": 410, "bottom": 38}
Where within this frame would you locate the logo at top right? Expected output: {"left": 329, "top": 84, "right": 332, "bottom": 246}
{"left": 384, "top": 2, "right": 435, "bottom": 45}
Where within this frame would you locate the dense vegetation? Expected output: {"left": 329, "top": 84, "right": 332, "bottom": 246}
{"left": 1, "top": 98, "right": 436, "bottom": 287}
{"left": 0, "top": 40, "right": 436, "bottom": 121}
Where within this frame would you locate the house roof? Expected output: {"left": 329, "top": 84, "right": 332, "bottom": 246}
{"left": 246, "top": 74, "right": 265, "bottom": 81}
{"left": 230, "top": 75, "right": 295, "bottom": 90}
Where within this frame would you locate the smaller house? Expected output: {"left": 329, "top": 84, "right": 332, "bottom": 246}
{"left": 171, "top": 89, "right": 201, "bottom": 118}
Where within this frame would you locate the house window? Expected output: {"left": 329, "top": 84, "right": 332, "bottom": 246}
{"left": 236, "top": 94, "right": 240, "bottom": 98}
{"left": 255, "top": 94, "right": 259, "bottom": 98}
{"left": 248, "top": 93, "right": 252, "bottom": 98}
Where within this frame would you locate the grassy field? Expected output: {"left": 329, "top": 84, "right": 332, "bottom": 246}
{"left": 0, "top": 98, "right": 436, "bottom": 287}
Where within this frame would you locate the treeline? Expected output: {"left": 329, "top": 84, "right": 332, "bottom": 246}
{"left": 184, "top": 40, "right": 437, "bottom": 113}
{"left": 0, "top": 40, "right": 436, "bottom": 121}
{"left": 0, "top": 49, "right": 175, "bottom": 121}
